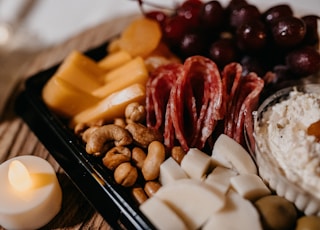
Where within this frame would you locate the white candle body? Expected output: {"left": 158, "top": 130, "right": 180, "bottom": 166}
{"left": 0, "top": 156, "right": 62, "bottom": 230}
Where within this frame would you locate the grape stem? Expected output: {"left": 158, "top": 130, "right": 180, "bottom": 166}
{"left": 128, "top": 0, "right": 175, "bottom": 14}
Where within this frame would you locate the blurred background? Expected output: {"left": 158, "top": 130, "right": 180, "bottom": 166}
{"left": 0, "top": 0, "right": 318, "bottom": 52}
{"left": 0, "top": 0, "right": 318, "bottom": 114}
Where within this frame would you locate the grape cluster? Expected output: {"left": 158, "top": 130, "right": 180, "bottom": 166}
{"left": 145, "top": 0, "right": 320, "bottom": 82}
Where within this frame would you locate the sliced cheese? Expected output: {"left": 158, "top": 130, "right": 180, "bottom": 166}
{"left": 42, "top": 77, "right": 100, "bottom": 117}
{"left": 104, "top": 56, "right": 147, "bottom": 83}
{"left": 139, "top": 196, "right": 188, "bottom": 230}
{"left": 155, "top": 179, "right": 225, "bottom": 230}
{"left": 230, "top": 174, "right": 271, "bottom": 201}
{"left": 205, "top": 166, "right": 237, "bottom": 195}
{"left": 54, "top": 50, "right": 104, "bottom": 93}
{"left": 181, "top": 148, "right": 213, "bottom": 180}
{"left": 92, "top": 57, "right": 148, "bottom": 98}
{"left": 98, "top": 50, "right": 132, "bottom": 71}
{"left": 71, "top": 83, "right": 146, "bottom": 127}
{"left": 212, "top": 134, "right": 257, "bottom": 175}
{"left": 203, "top": 190, "right": 263, "bottom": 230}
{"left": 159, "top": 157, "right": 188, "bottom": 186}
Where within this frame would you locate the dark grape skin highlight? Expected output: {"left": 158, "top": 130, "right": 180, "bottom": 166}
{"left": 141, "top": 0, "right": 319, "bottom": 83}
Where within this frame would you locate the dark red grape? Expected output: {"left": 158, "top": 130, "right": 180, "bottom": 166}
{"left": 176, "top": 0, "right": 203, "bottom": 28}
{"left": 226, "top": 0, "right": 248, "bottom": 12}
{"left": 236, "top": 20, "right": 267, "bottom": 52}
{"left": 180, "top": 32, "right": 207, "bottom": 57}
{"left": 145, "top": 11, "right": 167, "bottom": 28}
{"left": 263, "top": 4, "right": 293, "bottom": 24}
{"left": 302, "top": 15, "right": 320, "bottom": 46}
{"left": 286, "top": 46, "right": 320, "bottom": 76}
{"left": 271, "top": 16, "right": 306, "bottom": 48}
{"left": 199, "top": 1, "right": 225, "bottom": 30}
{"left": 209, "top": 38, "right": 237, "bottom": 67}
{"left": 240, "top": 55, "right": 266, "bottom": 77}
{"left": 229, "top": 4, "right": 261, "bottom": 28}
{"left": 163, "top": 16, "right": 189, "bottom": 47}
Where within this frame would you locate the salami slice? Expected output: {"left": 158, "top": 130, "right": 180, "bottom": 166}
{"left": 146, "top": 55, "right": 264, "bottom": 153}
{"left": 171, "top": 56, "right": 224, "bottom": 151}
{"left": 146, "top": 63, "right": 183, "bottom": 131}
{"left": 222, "top": 63, "right": 242, "bottom": 137}
{"left": 224, "top": 72, "right": 264, "bottom": 146}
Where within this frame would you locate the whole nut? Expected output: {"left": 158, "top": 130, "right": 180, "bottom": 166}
{"left": 132, "top": 186, "right": 148, "bottom": 205}
{"left": 132, "top": 147, "right": 147, "bottom": 170}
{"left": 144, "top": 181, "right": 161, "bottom": 197}
{"left": 102, "top": 146, "right": 131, "bottom": 170}
{"left": 114, "top": 162, "right": 138, "bottom": 187}
{"left": 171, "top": 146, "right": 186, "bottom": 164}
{"left": 125, "top": 102, "right": 146, "bottom": 123}
{"left": 142, "top": 141, "right": 166, "bottom": 181}
{"left": 114, "top": 118, "right": 127, "bottom": 128}
{"left": 126, "top": 123, "right": 163, "bottom": 148}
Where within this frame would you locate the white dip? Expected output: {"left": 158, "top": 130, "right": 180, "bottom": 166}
{"left": 255, "top": 89, "right": 320, "bottom": 197}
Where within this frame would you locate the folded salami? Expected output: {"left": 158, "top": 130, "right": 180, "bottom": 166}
{"left": 146, "top": 55, "right": 264, "bottom": 152}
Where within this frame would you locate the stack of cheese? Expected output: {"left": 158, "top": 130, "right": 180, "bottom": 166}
{"left": 140, "top": 134, "right": 271, "bottom": 230}
{"left": 42, "top": 50, "right": 148, "bottom": 127}
{"left": 42, "top": 17, "right": 163, "bottom": 127}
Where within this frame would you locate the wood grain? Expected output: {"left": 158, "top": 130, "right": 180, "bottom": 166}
{"left": 0, "top": 15, "right": 140, "bottom": 230}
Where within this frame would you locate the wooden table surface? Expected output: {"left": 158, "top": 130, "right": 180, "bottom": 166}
{"left": 0, "top": 110, "right": 112, "bottom": 230}
{"left": 0, "top": 17, "right": 138, "bottom": 230}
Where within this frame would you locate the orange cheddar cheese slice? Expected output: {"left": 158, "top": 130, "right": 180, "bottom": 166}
{"left": 92, "top": 57, "right": 148, "bottom": 98}
{"left": 98, "top": 50, "right": 132, "bottom": 71}
{"left": 42, "top": 77, "right": 100, "bottom": 118}
{"left": 118, "top": 17, "right": 162, "bottom": 57}
{"left": 54, "top": 51, "right": 104, "bottom": 94}
{"left": 71, "top": 83, "right": 146, "bottom": 127}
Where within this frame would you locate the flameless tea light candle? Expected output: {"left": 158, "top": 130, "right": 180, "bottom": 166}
{"left": 0, "top": 155, "right": 62, "bottom": 230}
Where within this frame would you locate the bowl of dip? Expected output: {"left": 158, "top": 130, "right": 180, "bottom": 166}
{"left": 253, "top": 84, "right": 320, "bottom": 216}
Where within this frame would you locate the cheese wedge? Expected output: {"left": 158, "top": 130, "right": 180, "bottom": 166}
{"left": 42, "top": 77, "right": 100, "bottom": 117}
{"left": 155, "top": 179, "right": 225, "bottom": 230}
{"left": 71, "top": 83, "right": 146, "bottom": 127}
{"left": 139, "top": 196, "right": 188, "bottom": 230}
{"left": 230, "top": 174, "right": 271, "bottom": 201}
{"left": 202, "top": 190, "right": 263, "bottom": 230}
{"left": 54, "top": 51, "right": 104, "bottom": 93}
{"left": 212, "top": 134, "right": 257, "bottom": 175}
{"left": 159, "top": 157, "right": 188, "bottom": 186}
{"left": 180, "top": 148, "right": 213, "bottom": 180}
{"left": 205, "top": 166, "right": 237, "bottom": 195}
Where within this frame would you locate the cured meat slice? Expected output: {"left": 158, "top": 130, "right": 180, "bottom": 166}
{"left": 222, "top": 63, "right": 242, "bottom": 137}
{"left": 146, "top": 63, "right": 183, "bottom": 131}
{"left": 146, "top": 55, "right": 264, "bottom": 153}
{"left": 224, "top": 72, "right": 264, "bottom": 147}
{"left": 171, "top": 56, "right": 224, "bottom": 151}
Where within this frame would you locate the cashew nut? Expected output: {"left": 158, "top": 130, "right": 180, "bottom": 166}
{"left": 125, "top": 102, "right": 146, "bottom": 123}
{"left": 144, "top": 181, "right": 161, "bottom": 197}
{"left": 113, "top": 118, "right": 127, "bottom": 128}
{"left": 86, "top": 124, "right": 133, "bottom": 155}
{"left": 74, "top": 122, "right": 89, "bottom": 136}
{"left": 102, "top": 146, "right": 131, "bottom": 170}
{"left": 132, "top": 147, "right": 147, "bottom": 170}
{"left": 142, "top": 141, "right": 166, "bottom": 181}
{"left": 82, "top": 126, "right": 99, "bottom": 143}
{"left": 114, "top": 162, "right": 138, "bottom": 187}
{"left": 126, "top": 122, "right": 163, "bottom": 148}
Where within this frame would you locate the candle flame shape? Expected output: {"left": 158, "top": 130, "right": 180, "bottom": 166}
{"left": 8, "top": 160, "right": 32, "bottom": 192}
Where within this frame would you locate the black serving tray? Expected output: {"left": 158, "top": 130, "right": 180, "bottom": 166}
{"left": 15, "top": 43, "right": 155, "bottom": 230}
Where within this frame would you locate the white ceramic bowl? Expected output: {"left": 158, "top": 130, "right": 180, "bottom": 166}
{"left": 253, "top": 84, "right": 320, "bottom": 216}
